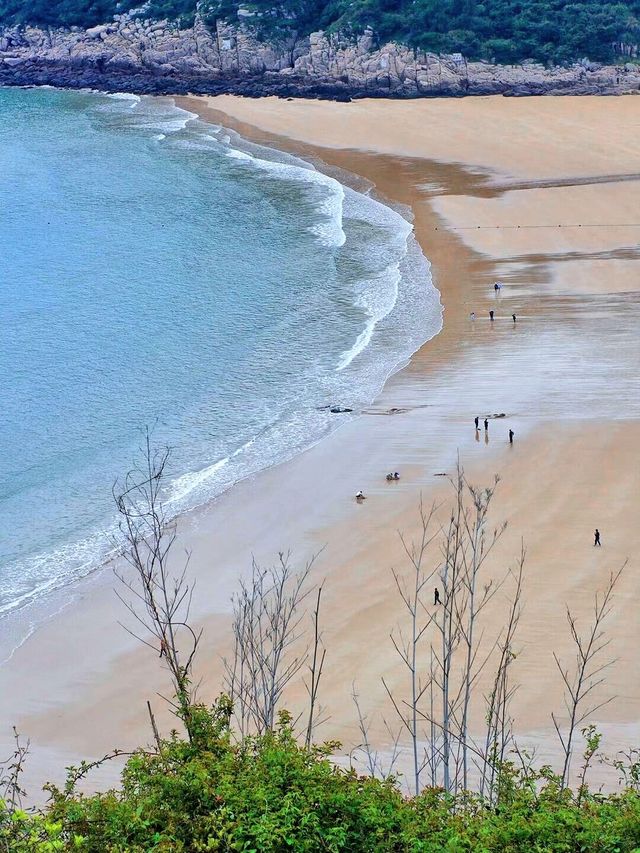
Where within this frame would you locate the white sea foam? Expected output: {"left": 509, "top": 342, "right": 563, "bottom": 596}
{"left": 107, "top": 92, "right": 141, "bottom": 106}
{"left": 163, "top": 433, "right": 266, "bottom": 510}
{"left": 155, "top": 108, "right": 197, "bottom": 134}
{"left": 167, "top": 456, "right": 230, "bottom": 506}
{"left": 106, "top": 94, "right": 196, "bottom": 135}
{"left": 168, "top": 137, "right": 221, "bottom": 152}
{"left": 336, "top": 186, "right": 416, "bottom": 370}
{"left": 0, "top": 573, "right": 61, "bottom": 617}
{"left": 0, "top": 91, "right": 441, "bottom": 640}
{"left": 219, "top": 126, "right": 423, "bottom": 371}
{"left": 224, "top": 145, "right": 346, "bottom": 248}
{"left": 135, "top": 109, "right": 197, "bottom": 136}
{"left": 336, "top": 263, "right": 403, "bottom": 371}
{"left": 0, "top": 530, "right": 116, "bottom": 618}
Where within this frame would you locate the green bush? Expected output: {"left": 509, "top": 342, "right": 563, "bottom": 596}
{"left": 3, "top": 699, "right": 640, "bottom": 852}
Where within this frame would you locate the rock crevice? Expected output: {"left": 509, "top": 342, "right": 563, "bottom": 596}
{"left": 1, "top": 17, "right": 639, "bottom": 97}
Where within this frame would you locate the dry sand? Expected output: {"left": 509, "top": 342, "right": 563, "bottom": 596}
{"left": 202, "top": 94, "right": 640, "bottom": 180}
{"left": 1, "top": 94, "right": 639, "bottom": 797}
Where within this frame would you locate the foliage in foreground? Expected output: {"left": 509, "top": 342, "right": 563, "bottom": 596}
{"left": 3, "top": 700, "right": 640, "bottom": 852}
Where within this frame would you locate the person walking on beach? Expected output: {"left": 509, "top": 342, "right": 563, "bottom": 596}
{"left": 509, "top": 429, "right": 514, "bottom": 444}
{"left": 494, "top": 282, "right": 501, "bottom": 292}
{"left": 474, "top": 416, "right": 479, "bottom": 429}
{"left": 470, "top": 311, "right": 476, "bottom": 321}
{"left": 434, "top": 587, "right": 441, "bottom": 605}
{"left": 594, "top": 528, "right": 601, "bottom": 547}
{"left": 489, "top": 310, "right": 495, "bottom": 321}
{"left": 512, "top": 314, "right": 517, "bottom": 323}
{"left": 484, "top": 418, "right": 489, "bottom": 431}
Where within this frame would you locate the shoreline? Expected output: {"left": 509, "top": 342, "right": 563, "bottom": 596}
{"left": 1, "top": 93, "right": 639, "bottom": 798}
{"left": 0, "top": 90, "right": 443, "bottom": 656}
{"left": 2, "top": 65, "right": 640, "bottom": 99}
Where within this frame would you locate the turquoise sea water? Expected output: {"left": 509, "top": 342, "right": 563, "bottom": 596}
{"left": 0, "top": 87, "right": 441, "bottom": 626}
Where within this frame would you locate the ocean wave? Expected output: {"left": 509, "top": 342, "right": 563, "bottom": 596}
{"left": 107, "top": 92, "right": 141, "bottom": 106}
{"left": 335, "top": 186, "right": 416, "bottom": 370}
{"left": 336, "top": 263, "right": 403, "bottom": 371}
{"left": 149, "top": 116, "right": 346, "bottom": 248}
{"left": 223, "top": 145, "right": 346, "bottom": 248}
{"left": 221, "top": 121, "right": 416, "bottom": 369}
{"left": 143, "top": 108, "right": 197, "bottom": 135}
{"left": 98, "top": 94, "right": 197, "bottom": 136}
{"left": 129, "top": 112, "right": 197, "bottom": 136}
{"left": 167, "top": 455, "right": 230, "bottom": 506}
{"left": 0, "top": 91, "right": 442, "bottom": 643}
{"left": 163, "top": 427, "right": 273, "bottom": 511}
{"left": 0, "top": 529, "right": 117, "bottom": 618}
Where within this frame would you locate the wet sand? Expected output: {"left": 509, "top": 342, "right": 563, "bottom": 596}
{"left": 1, "top": 94, "right": 639, "bottom": 797}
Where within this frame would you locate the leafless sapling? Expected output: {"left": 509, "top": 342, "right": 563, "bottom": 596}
{"left": 386, "top": 465, "right": 520, "bottom": 796}
{"left": 382, "top": 498, "right": 439, "bottom": 796}
{"left": 480, "top": 545, "right": 525, "bottom": 803}
{"left": 352, "top": 683, "right": 402, "bottom": 780}
{"left": 113, "top": 432, "right": 201, "bottom": 739}
{"left": 551, "top": 565, "right": 625, "bottom": 788}
{"left": 0, "top": 728, "right": 29, "bottom": 813}
{"left": 224, "top": 552, "right": 318, "bottom": 737}
{"left": 455, "top": 473, "right": 507, "bottom": 793}
{"left": 421, "top": 467, "right": 507, "bottom": 795}
{"left": 304, "top": 585, "right": 327, "bottom": 748}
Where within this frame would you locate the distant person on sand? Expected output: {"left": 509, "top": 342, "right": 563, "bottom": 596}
{"left": 509, "top": 429, "right": 514, "bottom": 444}
{"left": 470, "top": 311, "right": 476, "bottom": 320}
{"left": 494, "top": 282, "right": 501, "bottom": 292}
{"left": 393, "top": 472, "right": 400, "bottom": 480}
{"left": 512, "top": 314, "right": 517, "bottom": 323}
{"left": 475, "top": 416, "right": 479, "bottom": 429}
{"left": 489, "top": 310, "right": 495, "bottom": 321}
{"left": 386, "top": 473, "right": 394, "bottom": 481}
{"left": 484, "top": 418, "right": 489, "bottom": 431}
{"left": 594, "top": 528, "right": 601, "bottom": 546}
{"left": 434, "top": 587, "right": 441, "bottom": 605}
{"left": 356, "top": 490, "right": 366, "bottom": 501}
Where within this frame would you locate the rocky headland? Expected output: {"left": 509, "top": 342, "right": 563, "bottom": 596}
{"left": 1, "top": 15, "right": 639, "bottom": 99}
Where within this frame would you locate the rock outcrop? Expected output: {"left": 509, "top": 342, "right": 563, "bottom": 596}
{"left": 1, "top": 16, "right": 639, "bottom": 98}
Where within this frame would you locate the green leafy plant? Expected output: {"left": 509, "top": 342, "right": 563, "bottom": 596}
{"left": 4, "top": 700, "right": 640, "bottom": 852}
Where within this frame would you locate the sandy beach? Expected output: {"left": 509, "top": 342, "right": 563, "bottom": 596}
{"left": 1, "top": 94, "right": 639, "bottom": 797}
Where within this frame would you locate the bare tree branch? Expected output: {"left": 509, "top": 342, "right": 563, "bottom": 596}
{"left": 552, "top": 564, "right": 625, "bottom": 788}
{"left": 223, "top": 552, "right": 319, "bottom": 736}
{"left": 113, "top": 430, "right": 202, "bottom": 740}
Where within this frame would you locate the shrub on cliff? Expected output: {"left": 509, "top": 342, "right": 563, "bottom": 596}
{"left": 3, "top": 700, "right": 640, "bottom": 851}
{"left": 1, "top": 0, "right": 639, "bottom": 66}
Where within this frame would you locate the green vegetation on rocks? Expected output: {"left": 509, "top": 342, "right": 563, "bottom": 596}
{"left": 209, "top": 0, "right": 640, "bottom": 64}
{"left": 0, "top": 0, "right": 196, "bottom": 30}
{"left": 1, "top": 0, "right": 639, "bottom": 65}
